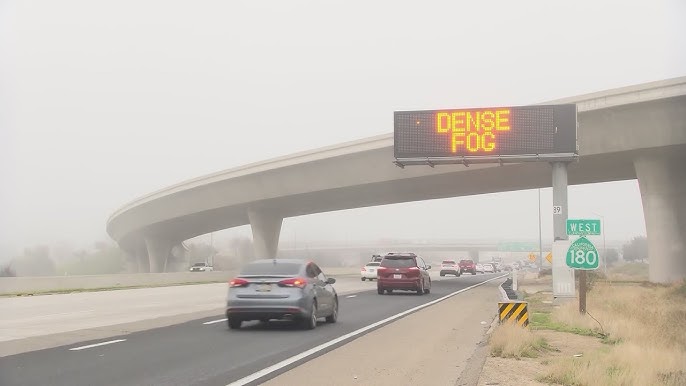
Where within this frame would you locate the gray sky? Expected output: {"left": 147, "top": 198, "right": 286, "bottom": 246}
{"left": 1, "top": 0, "right": 684, "bottom": 254}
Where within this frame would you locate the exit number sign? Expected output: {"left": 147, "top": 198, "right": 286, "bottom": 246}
{"left": 566, "top": 219, "right": 601, "bottom": 236}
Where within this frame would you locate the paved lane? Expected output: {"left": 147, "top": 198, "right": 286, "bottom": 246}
{"left": 0, "top": 274, "right": 503, "bottom": 386}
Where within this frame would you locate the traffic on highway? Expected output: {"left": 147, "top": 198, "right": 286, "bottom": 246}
{"left": 0, "top": 252, "right": 508, "bottom": 386}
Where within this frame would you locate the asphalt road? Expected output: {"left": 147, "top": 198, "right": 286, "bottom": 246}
{"left": 0, "top": 273, "right": 502, "bottom": 386}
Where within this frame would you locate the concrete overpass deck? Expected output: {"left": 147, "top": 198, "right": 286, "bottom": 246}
{"left": 107, "top": 77, "right": 686, "bottom": 282}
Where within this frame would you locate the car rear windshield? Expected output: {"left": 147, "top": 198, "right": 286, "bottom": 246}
{"left": 442, "top": 260, "right": 456, "bottom": 264}
{"left": 193, "top": 263, "right": 206, "bottom": 266}
{"left": 366, "top": 262, "right": 381, "bottom": 266}
{"left": 239, "top": 261, "right": 302, "bottom": 276}
{"left": 381, "top": 257, "right": 416, "bottom": 268}
{"left": 460, "top": 260, "right": 474, "bottom": 264}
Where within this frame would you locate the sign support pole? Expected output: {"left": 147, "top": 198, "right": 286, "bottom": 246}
{"left": 538, "top": 188, "right": 543, "bottom": 270}
{"left": 552, "top": 162, "right": 575, "bottom": 302}
{"left": 579, "top": 270, "right": 587, "bottom": 314}
{"left": 552, "top": 162, "right": 568, "bottom": 242}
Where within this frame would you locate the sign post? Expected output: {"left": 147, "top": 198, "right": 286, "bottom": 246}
{"left": 566, "top": 219, "right": 601, "bottom": 314}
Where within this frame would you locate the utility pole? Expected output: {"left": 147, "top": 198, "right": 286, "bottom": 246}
{"left": 538, "top": 188, "right": 543, "bottom": 270}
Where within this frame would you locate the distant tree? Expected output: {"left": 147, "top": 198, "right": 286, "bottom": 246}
{"left": 187, "top": 242, "right": 216, "bottom": 264}
{"left": 228, "top": 237, "right": 254, "bottom": 263}
{"left": 1, "top": 263, "right": 16, "bottom": 277}
{"left": 58, "top": 242, "right": 126, "bottom": 275}
{"left": 11, "top": 245, "right": 57, "bottom": 276}
{"left": 622, "top": 236, "right": 648, "bottom": 262}
{"left": 605, "top": 248, "right": 620, "bottom": 266}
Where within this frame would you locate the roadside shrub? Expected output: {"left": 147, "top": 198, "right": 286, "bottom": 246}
{"left": 490, "top": 322, "right": 550, "bottom": 359}
{"left": 0, "top": 263, "right": 16, "bottom": 277}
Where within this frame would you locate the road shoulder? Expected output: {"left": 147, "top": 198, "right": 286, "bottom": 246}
{"left": 263, "top": 280, "right": 502, "bottom": 386}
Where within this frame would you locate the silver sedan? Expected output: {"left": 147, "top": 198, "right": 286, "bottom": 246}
{"left": 226, "top": 259, "right": 338, "bottom": 330}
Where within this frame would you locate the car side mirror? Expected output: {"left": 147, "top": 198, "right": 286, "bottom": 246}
{"left": 426, "top": 265, "right": 431, "bottom": 270}
{"left": 326, "top": 277, "right": 336, "bottom": 285}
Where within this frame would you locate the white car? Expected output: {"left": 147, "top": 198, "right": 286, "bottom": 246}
{"left": 361, "top": 262, "right": 381, "bottom": 281}
{"left": 439, "top": 260, "right": 460, "bottom": 277}
{"left": 483, "top": 263, "right": 495, "bottom": 273}
{"left": 189, "top": 262, "right": 214, "bottom": 272}
{"left": 476, "top": 263, "right": 485, "bottom": 273}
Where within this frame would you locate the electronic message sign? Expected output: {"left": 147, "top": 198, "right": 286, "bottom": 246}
{"left": 394, "top": 104, "right": 576, "bottom": 160}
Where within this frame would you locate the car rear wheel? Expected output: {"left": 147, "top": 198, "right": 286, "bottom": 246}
{"left": 377, "top": 287, "right": 384, "bottom": 295}
{"left": 325, "top": 298, "right": 338, "bottom": 323}
{"left": 416, "top": 280, "right": 424, "bottom": 295}
{"left": 440, "top": 272, "right": 445, "bottom": 277}
{"left": 227, "top": 317, "right": 242, "bottom": 330}
{"left": 302, "top": 301, "right": 318, "bottom": 330}
{"left": 361, "top": 277, "right": 366, "bottom": 281}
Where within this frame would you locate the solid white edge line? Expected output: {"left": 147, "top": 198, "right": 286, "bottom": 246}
{"left": 69, "top": 339, "right": 127, "bottom": 351}
{"left": 203, "top": 318, "right": 228, "bottom": 325}
{"left": 227, "top": 274, "right": 508, "bottom": 386}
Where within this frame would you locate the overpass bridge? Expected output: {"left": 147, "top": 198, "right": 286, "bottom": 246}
{"left": 107, "top": 77, "right": 686, "bottom": 282}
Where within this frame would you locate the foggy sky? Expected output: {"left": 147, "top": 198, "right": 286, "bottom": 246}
{"left": 1, "top": 0, "right": 684, "bottom": 255}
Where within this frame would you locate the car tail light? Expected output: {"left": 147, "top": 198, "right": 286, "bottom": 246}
{"left": 409, "top": 266, "right": 419, "bottom": 270}
{"left": 229, "top": 278, "right": 249, "bottom": 288}
{"left": 278, "top": 277, "right": 308, "bottom": 288}
{"left": 361, "top": 267, "right": 367, "bottom": 271}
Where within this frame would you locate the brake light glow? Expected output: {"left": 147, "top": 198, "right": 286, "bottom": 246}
{"left": 278, "top": 277, "right": 308, "bottom": 288}
{"left": 409, "top": 266, "right": 420, "bottom": 270}
{"left": 361, "top": 267, "right": 367, "bottom": 271}
{"left": 229, "top": 278, "right": 249, "bottom": 288}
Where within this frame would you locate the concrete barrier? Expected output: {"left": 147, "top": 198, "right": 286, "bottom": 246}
{"left": 0, "top": 267, "right": 360, "bottom": 295}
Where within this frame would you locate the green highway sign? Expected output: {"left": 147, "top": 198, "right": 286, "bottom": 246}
{"left": 566, "top": 236, "right": 599, "bottom": 270}
{"left": 566, "top": 219, "right": 601, "bottom": 236}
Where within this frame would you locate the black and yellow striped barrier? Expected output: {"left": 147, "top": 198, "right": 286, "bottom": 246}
{"left": 498, "top": 301, "right": 529, "bottom": 327}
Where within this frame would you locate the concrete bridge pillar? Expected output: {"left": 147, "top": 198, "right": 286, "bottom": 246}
{"left": 135, "top": 242, "right": 150, "bottom": 273}
{"left": 634, "top": 149, "right": 686, "bottom": 283}
{"left": 145, "top": 236, "right": 172, "bottom": 273}
{"left": 248, "top": 209, "right": 283, "bottom": 259}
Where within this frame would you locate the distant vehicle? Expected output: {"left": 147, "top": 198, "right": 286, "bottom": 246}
{"left": 370, "top": 254, "right": 383, "bottom": 263}
{"left": 361, "top": 262, "right": 381, "bottom": 281}
{"left": 377, "top": 252, "right": 431, "bottom": 295}
{"left": 476, "top": 263, "right": 485, "bottom": 273}
{"left": 439, "top": 260, "right": 460, "bottom": 277}
{"left": 459, "top": 259, "right": 477, "bottom": 275}
{"left": 492, "top": 262, "right": 503, "bottom": 272}
{"left": 189, "top": 262, "right": 213, "bottom": 272}
{"left": 483, "top": 263, "right": 495, "bottom": 273}
{"left": 226, "top": 259, "right": 338, "bottom": 330}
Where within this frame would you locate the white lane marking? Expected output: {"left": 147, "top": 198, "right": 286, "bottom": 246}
{"left": 227, "top": 274, "right": 508, "bottom": 386}
{"left": 69, "top": 339, "right": 126, "bottom": 351}
{"left": 203, "top": 318, "right": 228, "bottom": 325}
{"left": 345, "top": 295, "right": 357, "bottom": 298}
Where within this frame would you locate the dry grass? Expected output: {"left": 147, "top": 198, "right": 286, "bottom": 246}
{"left": 606, "top": 262, "right": 649, "bottom": 282}
{"left": 540, "top": 280, "right": 686, "bottom": 385}
{"left": 489, "top": 322, "right": 551, "bottom": 359}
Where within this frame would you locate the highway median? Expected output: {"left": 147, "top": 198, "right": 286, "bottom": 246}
{"left": 0, "top": 267, "right": 360, "bottom": 296}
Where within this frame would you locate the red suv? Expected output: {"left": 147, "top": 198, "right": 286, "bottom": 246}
{"left": 377, "top": 253, "right": 432, "bottom": 295}
{"left": 459, "top": 259, "right": 477, "bottom": 275}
